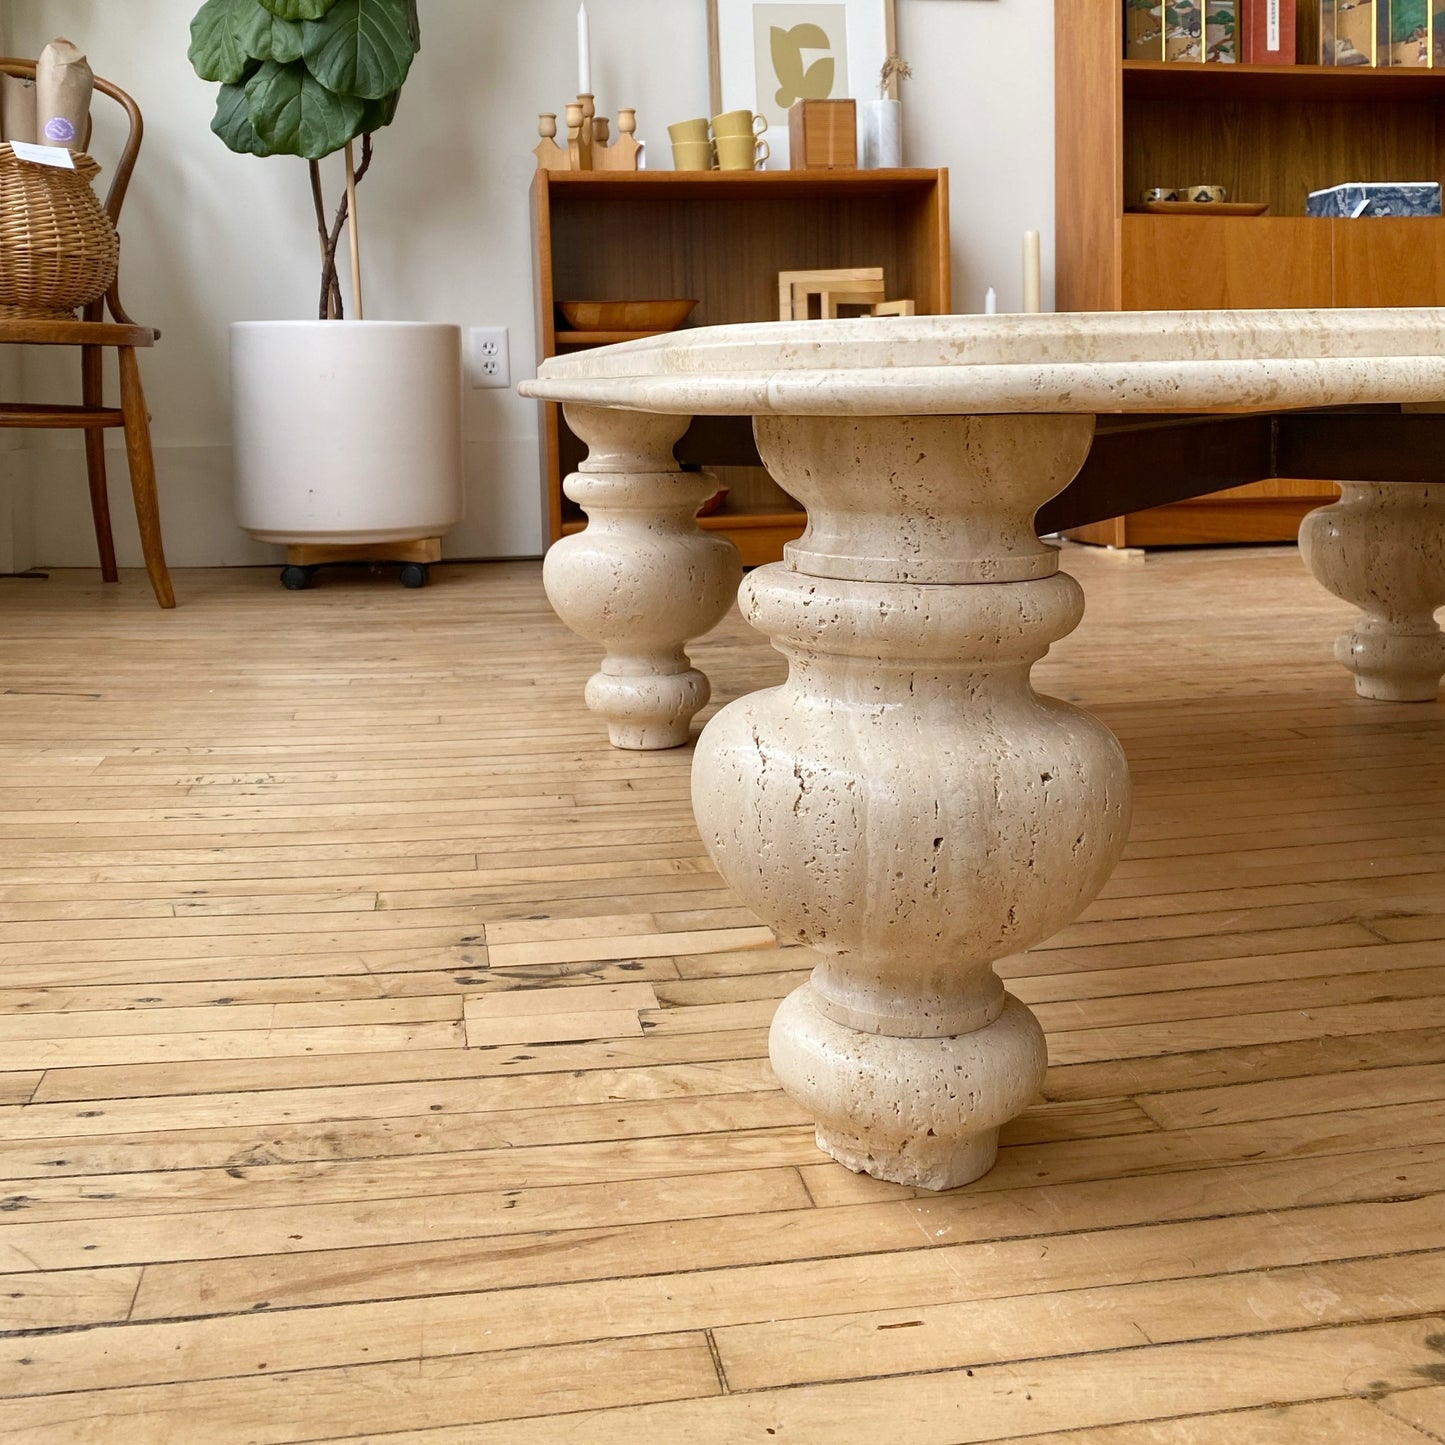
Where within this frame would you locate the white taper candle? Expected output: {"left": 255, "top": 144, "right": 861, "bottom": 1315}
{"left": 578, "top": 2, "right": 592, "bottom": 95}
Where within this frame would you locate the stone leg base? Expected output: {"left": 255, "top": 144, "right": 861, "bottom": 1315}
{"left": 585, "top": 669, "right": 710, "bottom": 750}
{"left": 1337, "top": 629, "right": 1445, "bottom": 703}
{"left": 769, "top": 982, "right": 1047, "bottom": 1191}
{"left": 815, "top": 1122, "right": 1000, "bottom": 1191}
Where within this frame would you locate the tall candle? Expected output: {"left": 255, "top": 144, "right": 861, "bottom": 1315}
{"left": 984, "top": 287, "right": 997, "bottom": 315}
{"left": 578, "top": 2, "right": 592, "bottom": 95}
{"left": 1022, "top": 230, "right": 1042, "bottom": 313}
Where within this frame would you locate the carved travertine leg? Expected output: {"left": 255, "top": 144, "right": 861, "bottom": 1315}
{"left": 692, "top": 414, "right": 1132, "bottom": 1189}
{"left": 1299, "top": 483, "right": 1445, "bottom": 702}
{"left": 542, "top": 406, "right": 743, "bottom": 748}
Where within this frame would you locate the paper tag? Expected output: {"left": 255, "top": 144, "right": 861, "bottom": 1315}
{"left": 9, "top": 139, "right": 75, "bottom": 169}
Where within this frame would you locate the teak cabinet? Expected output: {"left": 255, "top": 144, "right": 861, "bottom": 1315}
{"left": 1053, "top": 9, "right": 1445, "bottom": 546}
{"left": 531, "top": 169, "right": 951, "bottom": 565}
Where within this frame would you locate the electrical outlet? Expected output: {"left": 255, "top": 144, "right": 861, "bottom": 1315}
{"left": 468, "top": 326, "right": 510, "bottom": 389}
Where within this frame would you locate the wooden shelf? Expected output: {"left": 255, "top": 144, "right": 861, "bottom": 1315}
{"left": 1123, "top": 59, "right": 1445, "bottom": 103}
{"left": 532, "top": 167, "right": 951, "bottom": 560}
{"left": 553, "top": 329, "right": 672, "bottom": 347}
{"left": 536, "top": 168, "right": 951, "bottom": 200}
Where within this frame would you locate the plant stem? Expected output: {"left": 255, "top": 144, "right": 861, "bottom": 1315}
{"left": 308, "top": 160, "right": 341, "bottom": 321}
{"left": 318, "top": 135, "right": 373, "bottom": 323}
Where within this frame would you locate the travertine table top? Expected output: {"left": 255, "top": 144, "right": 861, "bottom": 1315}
{"left": 520, "top": 308, "right": 1445, "bottom": 415}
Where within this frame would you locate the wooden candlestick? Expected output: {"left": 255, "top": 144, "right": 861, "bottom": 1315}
{"left": 534, "top": 112, "right": 569, "bottom": 171}
{"left": 537, "top": 94, "right": 642, "bottom": 172}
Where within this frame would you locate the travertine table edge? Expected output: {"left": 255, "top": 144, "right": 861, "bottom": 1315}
{"left": 521, "top": 309, "right": 1445, "bottom": 1190}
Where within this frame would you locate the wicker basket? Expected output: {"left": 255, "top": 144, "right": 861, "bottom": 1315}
{"left": 0, "top": 144, "right": 119, "bottom": 320}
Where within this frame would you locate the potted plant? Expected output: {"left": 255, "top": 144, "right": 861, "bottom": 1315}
{"left": 189, "top": 0, "right": 463, "bottom": 585}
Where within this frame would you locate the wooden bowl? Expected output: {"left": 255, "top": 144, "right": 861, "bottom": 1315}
{"left": 557, "top": 299, "right": 697, "bottom": 332}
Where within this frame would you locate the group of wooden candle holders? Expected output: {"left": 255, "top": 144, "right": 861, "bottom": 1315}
{"left": 534, "top": 93, "right": 641, "bottom": 172}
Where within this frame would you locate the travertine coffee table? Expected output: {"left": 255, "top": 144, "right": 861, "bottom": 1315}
{"left": 521, "top": 310, "right": 1445, "bottom": 1189}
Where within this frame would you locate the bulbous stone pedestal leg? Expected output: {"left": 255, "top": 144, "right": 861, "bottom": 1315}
{"left": 1300, "top": 483, "right": 1445, "bottom": 702}
{"left": 542, "top": 406, "right": 743, "bottom": 749}
{"left": 693, "top": 413, "right": 1132, "bottom": 1190}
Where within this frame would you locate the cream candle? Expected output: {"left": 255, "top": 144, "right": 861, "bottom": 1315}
{"left": 1023, "top": 231, "right": 1041, "bottom": 313}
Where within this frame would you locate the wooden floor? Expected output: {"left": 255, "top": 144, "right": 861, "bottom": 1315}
{"left": 0, "top": 547, "right": 1443, "bottom": 1444}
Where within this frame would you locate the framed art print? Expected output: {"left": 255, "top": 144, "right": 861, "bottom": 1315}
{"left": 708, "top": 0, "right": 888, "bottom": 166}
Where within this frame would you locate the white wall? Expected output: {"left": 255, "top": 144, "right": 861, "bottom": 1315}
{"left": 2, "top": 0, "right": 1055, "bottom": 568}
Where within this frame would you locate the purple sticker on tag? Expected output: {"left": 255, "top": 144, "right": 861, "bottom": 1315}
{"left": 43, "top": 116, "right": 76, "bottom": 143}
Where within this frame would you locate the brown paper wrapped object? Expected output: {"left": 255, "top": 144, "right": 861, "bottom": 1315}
{"left": 1, "top": 75, "right": 38, "bottom": 145}
{"left": 36, "top": 38, "right": 93, "bottom": 150}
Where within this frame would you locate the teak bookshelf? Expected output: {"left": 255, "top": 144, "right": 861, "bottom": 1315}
{"left": 531, "top": 168, "right": 951, "bottom": 565}
{"left": 1054, "top": 9, "right": 1445, "bottom": 546}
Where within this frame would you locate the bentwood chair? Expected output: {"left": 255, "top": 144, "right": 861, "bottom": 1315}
{"left": 0, "top": 58, "right": 173, "bottom": 607}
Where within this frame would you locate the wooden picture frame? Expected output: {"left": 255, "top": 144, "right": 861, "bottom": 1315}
{"left": 707, "top": 0, "right": 889, "bottom": 166}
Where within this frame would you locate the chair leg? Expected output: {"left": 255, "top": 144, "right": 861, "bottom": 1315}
{"left": 81, "top": 345, "right": 119, "bottom": 583}
{"left": 117, "top": 346, "right": 176, "bottom": 609}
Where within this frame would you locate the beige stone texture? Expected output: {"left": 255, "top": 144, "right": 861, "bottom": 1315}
{"left": 540, "top": 406, "right": 742, "bottom": 749}
{"left": 1299, "top": 482, "right": 1445, "bottom": 702}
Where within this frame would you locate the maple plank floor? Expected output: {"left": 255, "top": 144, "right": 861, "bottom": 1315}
{"left": 0, "top": 547, "right": 1442, "bottom": 1444}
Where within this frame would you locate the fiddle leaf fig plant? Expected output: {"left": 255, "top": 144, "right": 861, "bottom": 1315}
{"left": 189, "top": 0, "right": 420, "bottom": 318}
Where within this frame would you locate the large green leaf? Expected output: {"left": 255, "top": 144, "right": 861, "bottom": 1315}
{"left": 245, "top": 10, "right": 307, "bottom": 63}
{"left": 245, "top": 58, "right": 365, "bottom": 159}
{"left": 211, "top": 79, "right": 272, "bottom": 155}
{"left": 257, "top": 0, "right": 338, "bottom": 20}
{"left": 190, "top": 0, "right": 263, "bottom": 83}
{"left": 303, "top": 0, "right": 418, "bottom": 101}
{"left": 359, "top": 87, "right": 401, "bottom": 133}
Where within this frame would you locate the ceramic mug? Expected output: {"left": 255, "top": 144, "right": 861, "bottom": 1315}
{"left": 667, "top": 117, "right": 710, "bottom": 144}
{"left": 671, "top": 139, "right": 715, "bottom": 171}
{"left": 716, "top": 134, "right": 769, "bottom": 170}
{"left": 712, "top": 109, "right": 767, "bottom": 139}
{"left": 1183, "top": 184, "right": 1228, "bottom": 203}
{"left": 1141, "top": 187, "right": 1178, "bottom": 204}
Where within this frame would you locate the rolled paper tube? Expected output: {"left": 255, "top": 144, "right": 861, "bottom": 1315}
{"left": 36, "top": 37, "right": 92, "bottom": 150}
{"left": 1, "top": 74, "right": 38, "bottom": 144}
{"left": 1022, "top": 230, "right": 1042, "bottom": 313}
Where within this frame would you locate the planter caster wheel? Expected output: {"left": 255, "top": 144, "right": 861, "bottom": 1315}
{"left": 280, "top": 565, "right": 316, "bottom": 591}
{"left": 400, "top": 563, "right": 430, "bottom": 589}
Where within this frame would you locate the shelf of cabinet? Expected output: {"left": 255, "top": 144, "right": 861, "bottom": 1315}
{"left": 553, "top": 329, "right": 672, "bottom": 347}
{"left": 531, "top": 167, "right": 951, "bottom": 558}
{"left": 1123, "top": 58, "right": 1445, "bottom": 102}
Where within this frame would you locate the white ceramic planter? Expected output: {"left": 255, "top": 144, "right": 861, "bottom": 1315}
{"left": 231, "top": 320, "right": 464, "bottom": 546}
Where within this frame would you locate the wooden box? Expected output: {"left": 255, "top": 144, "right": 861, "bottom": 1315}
{"left": 788, "top": 99, "right": 857, "bottom": 169}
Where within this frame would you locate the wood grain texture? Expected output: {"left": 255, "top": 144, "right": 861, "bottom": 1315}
{"left": 0, "top": 551, "right": 1442, "bottom": 1440}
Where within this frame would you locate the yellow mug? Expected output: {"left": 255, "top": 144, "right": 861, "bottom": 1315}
{"left": 712, "top": 109, "right": 767, "bottom": 139}
{"left": 668, "top": 117, "right": 710, "bottom": 144}
{"left": 716, "top": 134, "right": 769, "bottom": 170}
{"left": 671, "top": 139, "right": 715, "bottom": 171}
